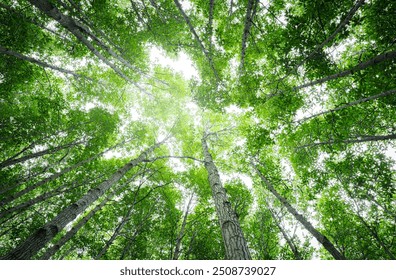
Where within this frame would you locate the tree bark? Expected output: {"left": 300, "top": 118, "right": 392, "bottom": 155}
{"left": 0, "top": 140, "right": 84, "bottom": 170}
{"left": 28, "top": 0, "right": 146, "bottom": 93}
{"left": 0, "top": 141, "right": 163, "bottom": 259}
{"left": 39, "top": 188, "right": 114, "bottom": 259}
{"left": 202, "top": 135, "right": 251, "bottom": 260}
{"left": 173, "top": 0, "right": 220, "bottom": 81}
{"left": 296, "top": 88, "right": 396, "bottom": 123}
{"left": 293, "top": 50, "right": 396, "bottom": 91}
{"left": 0, "top": 46, "right": 92, "bottom": 80}
{"left": 296, "top": 133, "right": 396, "bottom": 150}
{"left": 173, "top": 193, "right": 194, "bottom": 260}
{"left": 252, "top": 163, "right": 346, "bottom": 260}
{"left": 239, "top": 0, "right": 257, "bottom": 72}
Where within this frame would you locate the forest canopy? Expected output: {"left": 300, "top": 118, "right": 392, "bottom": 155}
{"left": 0, "top": 0, "right": 395, "bottom": 260}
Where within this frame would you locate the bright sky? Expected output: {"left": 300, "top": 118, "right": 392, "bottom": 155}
{"left": 148, "top": 45, "right": 198, "bottom": 80}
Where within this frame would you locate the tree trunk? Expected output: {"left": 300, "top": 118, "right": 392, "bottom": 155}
{"left": 0, "top": 142, "right": 162, "bottom": 259}
{"left": 0, "top": 45, "right": 91, "bottom": 80}
{"left": 296, "top": 88, "right": 396, "bottom": 123}
{"left": 293, "top": 50, "right": 396, "bottom": 91}
{"left": 0, "top": 140, "right": 84, "bottom": 170}
{"left": 202, "top": 135, "right": 251, "bottom": 260}
{"left": 252, "top": 163, "right": 346, "bottom": 260}
{"left": 240, "top": 0, "right": 257, "bottom": 72}
{"left": 0, "top": 142, "right": 119, "bottom": 207}
{"left": 296, "top": 133, "right": 396, "bottom": 150}
{"left": 173, "top": 0, "right": 219, "bottom": 81}
{"left": 173, "top": 193, "right": 194, "bottom": 260}
{"left": 39, "top": 188, "right": 114, "bottom": 260}
{"left": 28, "top": 0, "right": 147, "bottom": 93}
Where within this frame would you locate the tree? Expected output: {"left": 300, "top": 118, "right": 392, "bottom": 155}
{"left": 1, "top": 0, "right": 395, "bottom": 260}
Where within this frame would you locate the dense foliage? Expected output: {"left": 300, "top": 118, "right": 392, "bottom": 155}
{"left": 0, "top": 0, "right": 395, "bottom": 260}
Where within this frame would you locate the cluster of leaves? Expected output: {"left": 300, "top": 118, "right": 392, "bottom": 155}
{"left": 0, "top": 0, "right": 395, "bottom": 260}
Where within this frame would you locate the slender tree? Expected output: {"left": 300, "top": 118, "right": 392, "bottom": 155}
{"left": 0, "top": 140, "right": 165, "bottom": 259}
{"left": 202, "top": 132, "right": 251, "bottom": 260}
{"left": 252, "top": 162, "right": 346, "bottom": 260}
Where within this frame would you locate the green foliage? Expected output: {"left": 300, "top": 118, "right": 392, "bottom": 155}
{"left": 1, "top": 0, "right": 395, "bottom": 260}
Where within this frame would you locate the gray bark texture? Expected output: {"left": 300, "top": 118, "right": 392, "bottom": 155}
{"left": 0, "top": 140, "right": 84, "bottom": 170}
{"left": 202, "top": 135, "right": 251, "bottom": 260}
{"left": 239, "top": 0, "right": 257, "bottom": 72}
{"left": 0, "top": 46, "right": 91, "bottom": 80}
{"left": 297, "top": 88, "right": 396, "bottom": 123}
{"left": 252, "top": 163, "right": 346, "bottom": 260}
{"left": 173, "top": 193, "right": 194, "bottom": 260}
{"left": 0, "top": 142, "right": 162, "bottom": 259}
{"left": 28, "top": 0, "right": 147, "bottom": 93}
{"left": 296, "top": 134, "right": 396, "bottom": 150}
{"left": 173, "top": 0, "right": 219, "bottom": 81}
{"left": 293, "top": 50, "right": 396, "bottom": 91}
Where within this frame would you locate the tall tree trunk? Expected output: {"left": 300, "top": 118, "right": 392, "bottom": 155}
{"left": 40, "top": 169, "right": 145, "bottom": 260}
{"left": 173, "top": 0, "right": 220, "bottom": 82}
{"left": 296, "top": 88, "right": 396, "bottom": 124}
{"left": 202, "top": 135, "right": 251, "bottom": 260}
{"left": 0, "top": 141, "right": 121, "bottom": 207}
{"left": 239, "top": 0, "right": 257, "bottom": 72}
{"left": 173, "top": 193, "right": 194, "bottom": 260}
{"left": 268, "top": 208, "right": 302, "bottom": 260}
{"left": 28, "top": 0, "right": 147, "bottom": 93}
{"left": 293, "top": 50, "right": 396, "bottom": 91}
{"left": 252, "top": 162, "right": 346, "bottom": 260}
{"left": 0, "top": 142, "right": 163, "bottom": 259}
{"left": 40, "top": 187, "right": 115, "bottom": 260}
{"left": 0, "top": 45, "right": 91, "bottom": 80}
{"left": 0, "top": 140, "right": 84, "bottom": 170}
{"left": 296, "top": 133, "right": 396, "bottom": 150}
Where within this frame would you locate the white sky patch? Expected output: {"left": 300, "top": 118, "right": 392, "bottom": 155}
{"left": 277, "top": 11, "right": 288, "bottom": 26}
{"left": 385, "top": 146, "right": 396, "bottom": 163}
{"left": 293, "top": 85, "right": 328, "bottom": 122}
{"left": 148, "top": 46, "right": 198, "bottom": 80}
{"left": 186, "top": 101, "right": 202, "bottom": 128}
{"left": 225, "top": 104, "right": 246, "bottom": 115}
{"left": 324, "top": 37, "right": 356, "bottom": 63}
{"left": 103, "top": 150, "right": 123, "bottom": 159}
{"left": 180, "top": 0, "right": 192, "bottom": 10}
{"left": 84, "top": 102, "right": 96, "bottom": 110}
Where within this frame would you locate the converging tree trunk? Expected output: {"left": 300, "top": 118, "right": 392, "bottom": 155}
{"left": 202, "top": 134, "right": 251, "bottom": 260}
{"left": 296, "top": 133, "right": 396, "bottom": 150}
{"left": 173, "top": 0, "right": 219, "bottom": 81}
{"left": 0, "top": 140, "right": 85, "bottom": 170}
{"left": 252, "top": 162, "right": 346, "bottom": 260}
{"left": 173, "top": 193, "right": 194, "bottom": 260}
{"left": 0, "top": 46, "right": 92, "bottom": 81}
{"left": 296, "top": 88, "right": 396, "bottom": 123}
{"left": 0, "top": 141, "right": 163, "bottom": 259}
